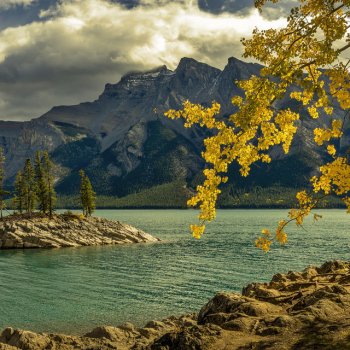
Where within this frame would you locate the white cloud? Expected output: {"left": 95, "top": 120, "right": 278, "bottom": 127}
{"left": 0, "top": 0, "right": 35, "bottom": 10}
{"left": 0, "top": 0, "right": 287, "bottom": 120}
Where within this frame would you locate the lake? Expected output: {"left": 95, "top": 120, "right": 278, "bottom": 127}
{"left": 0, "top": 209, "right": 349, "bottom": 334}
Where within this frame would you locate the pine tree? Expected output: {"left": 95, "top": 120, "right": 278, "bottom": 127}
{"left": 79, "top": 170, "right": 87, "bottom": 216}
{"left": 0, "top": 148, "right": 9, "bottom": 219}
{"left": 85, "top": 175, "right": 96, "bottom": 217}
{"left": 80, "top": 170, "right": 96, "bottom": 217}
{"left": 13, "top": 170, "right": 24, "bottom": 214}
{"left": 34, "top": 151, "right": 48, "bottom": 214}
{"left": 22, "top": 159, "right": 36, "bottom": 215}
{"left": 42, "top": 151, "right": 56, "bottom": 217}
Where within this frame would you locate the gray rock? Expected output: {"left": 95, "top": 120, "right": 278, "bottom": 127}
{"left": 0, "top": 214, "right": 159, "bottom": 249}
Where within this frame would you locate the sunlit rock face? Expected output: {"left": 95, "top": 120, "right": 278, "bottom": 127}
{"left": 0, "top": 56, "right": 347, "bottom": 195}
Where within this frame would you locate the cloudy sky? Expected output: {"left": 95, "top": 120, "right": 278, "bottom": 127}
{"left": 0, "top": 0, "right": 296, "bottom": 121}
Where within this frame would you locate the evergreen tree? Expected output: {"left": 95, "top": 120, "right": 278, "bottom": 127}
{"left": 34, "top": 151, "right": 48, "bottom": 214}
{"left": 42, "top": 151, "right": 56, "bottom": 217}
{"left": 22, "top": 159, "right": 36, "bottom": 215}
{"left": 14, "top": 170, "right": 24, "bottom": 214}
{"left": 85, "top": 176, "right": 96, "bottom": 217}
{"left": 80, "top": 170, "right": 87, "bottom": 216}
{"left": 80, "top": 170, "right": 96, "bottom": 217}
{"left": 0, "top": 148, "right": 9, "bottom": 219}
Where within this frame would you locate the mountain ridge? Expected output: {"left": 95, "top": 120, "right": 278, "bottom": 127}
{"left": 0, "top": 56, "right": 347, "bottom": 200}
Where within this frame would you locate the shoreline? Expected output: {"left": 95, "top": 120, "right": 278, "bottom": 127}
{"left": 54, "top": 206, "right": 348, "bottom": 211}
{"left": 1, "top": 260, "right": 350, "bottom": 349}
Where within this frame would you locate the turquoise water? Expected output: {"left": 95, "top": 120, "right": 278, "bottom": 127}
{"left": 0, "top": 209, "right": 349, "bottom": 334}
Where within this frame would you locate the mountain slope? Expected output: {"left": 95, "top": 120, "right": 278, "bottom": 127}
{"left": 0, "top": 56, "right": 348, "bottom": 199}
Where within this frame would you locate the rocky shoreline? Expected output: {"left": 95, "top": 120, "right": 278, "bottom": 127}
{"left": 1, "top": 260, "right": 350, "bottom": 349}
{"left": 0, "top": 214, "right": 159, "bottom": 249}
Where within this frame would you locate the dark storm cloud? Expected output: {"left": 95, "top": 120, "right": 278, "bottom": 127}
{"left": 0, "top": 0, "right": 288, "bottom": 121}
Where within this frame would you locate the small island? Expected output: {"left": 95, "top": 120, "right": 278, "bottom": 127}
{"left": 0, "top": 150, "right": 159, "bottom": 249}
{"left": 0, "top": 213, "right": 159, "bottom": 249}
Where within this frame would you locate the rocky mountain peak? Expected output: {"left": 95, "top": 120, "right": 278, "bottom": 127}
{"left": 227, "top": 56, "right": 247, "bottom": 67}
{"left": 222, "top": 56, "right": 262, "bottom": 80}
{"left": 0, "top": 56, "right": 347, "bottom": 197}
{"left": 176, "top": 57, "right": 221, "bottom": 75}
{"left": 121, "top": 64, "right": 172, "bottom": 81}
{"left": 171, "top": 57, "right": 221, "bottom": 100}
{"left": 176, "top": 57, "right": 200, "bottom": 70}
{"left": 101, "top": 65, "right": 173, "bottom": 99}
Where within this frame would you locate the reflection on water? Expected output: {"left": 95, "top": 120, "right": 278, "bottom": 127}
{"left": 0, "top": 209, "right": 349, "bottom": 334}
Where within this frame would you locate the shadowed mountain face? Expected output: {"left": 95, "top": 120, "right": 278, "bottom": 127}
{"left": 0, "top": 57, "right": 348, "bottom": 196}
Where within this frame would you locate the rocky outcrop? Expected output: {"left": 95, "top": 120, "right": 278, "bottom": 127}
{"left": 2, "top": 260, "right": 350, "bottom": 349}
{"left": 0, "top": 214, "right": 159, "bottom": 249}
{"left": 0, "top": 315, "right": 213, "bottom": 350}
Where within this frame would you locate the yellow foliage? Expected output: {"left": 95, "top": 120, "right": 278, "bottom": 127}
{"left": 261, "top": 228, "right": 271, "bottom": 236}
{"left": 190, "top": 224, "right": 205, "bottom": 239}
{"left": 327, "top": 145, "right": 337, "bottom": 156}
{"left": 164, "top": 0, "right": 350, "bottom": 249}
{"left": 255, "top": 236, "right": 272, "bottom": 252}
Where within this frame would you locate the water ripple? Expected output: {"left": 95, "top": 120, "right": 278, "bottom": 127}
{"left": 0, "top": 209, "right": 349, "bottom": 334}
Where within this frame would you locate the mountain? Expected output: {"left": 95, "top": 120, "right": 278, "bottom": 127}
{"left": 0, "top": 57, "right": 348, "bottom": 201}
